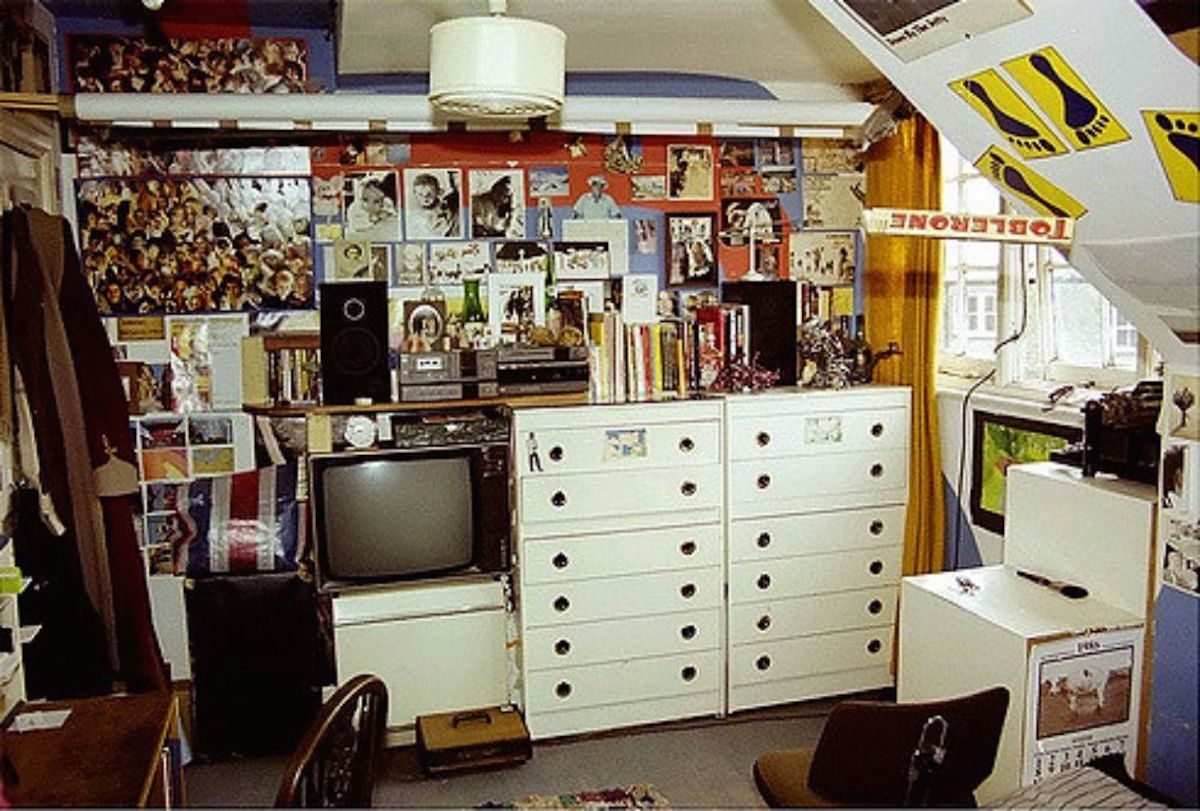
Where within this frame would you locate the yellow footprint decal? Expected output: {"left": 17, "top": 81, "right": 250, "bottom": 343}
{"left": 975, "top": 146, "right": 1087, "bottom": 219}
{"left": 1142, "top": 109, "right": 1200, "bottom": 203}
{"left": 1003, "top": 47, "right": 1130, "bottom": 150}
{"left": 950, "top": 69, "right": 1068, "bottom": 160}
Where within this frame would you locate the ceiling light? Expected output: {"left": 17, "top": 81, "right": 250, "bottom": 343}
{"left": 428, "top": 0, "right": 566, "bottom": 120}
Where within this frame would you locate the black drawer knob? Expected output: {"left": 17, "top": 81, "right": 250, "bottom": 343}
{"left": 549, "top": 445, "right": 564, "bottom": 462}
{"left": 870, "top": 463, "right": 884, "bottom": 478}
{"left": 555, "top": 681, "right": 572, "bottom": 698}
{"left": 871, "top": 422, "right": 884, "bottom": 437}
{"left": 551, "top": 490, "right": 567, "bottom": 507}
{"left": 869, "top": 560, "right": 884, "bottom": 575}
{"left": 679, "top": 437, "right": 695, "bottom": 453}
{"left": 870, "top": 519, "right": 885, "bottom": 536}
{"left": 680, "top": 540, "right": 697, "bottom": 556}
{"left": 757, "top": 474, "right": 771, "bottom": 489}
{"left": 681, "top": 624, "right": 697, "bottom": 640}
{"left": 756, "top": 532, "right": 771, "bottom": 549}
{"left": 756, "top": 574, "right": 772, "bottom": 590}
{"left": 680, "top": 583, "right": 697, "bottom": 599}
{"left": 552, "top": 552, "right": 569, "bottom": 569}
{"left": 756, "top": 431, "right": 771, "bottom": 447}
{"left": 868, "top": 599, "right": 884, "bottom": 615}
{"left": 867, "top": 639, "right": 882, "bottom": 654}
{"left": 757, "top": 614, "right": 772, "bottom": 631}
{"left": 756, "top": 655, "right": 771, "bottom": 671}
{"left": 554, "top": 639, "right": 571, "bottom": 656}
{"left": 681, "top": 481, "right": 697, "bottom": 497}
{"left": 681, "top": 665, "right": 697, "bottom": 682}
{"left": 553, "top": 596, "right": 570, "bottom": 612}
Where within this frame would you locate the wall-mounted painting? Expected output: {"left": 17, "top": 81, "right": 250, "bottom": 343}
{"left": 970, "top": 411, "right": 1081, "bottom": 534}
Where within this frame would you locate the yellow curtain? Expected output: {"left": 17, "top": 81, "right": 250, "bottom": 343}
{"left": 863, "top": 115, "right": 945, "bottom": 576}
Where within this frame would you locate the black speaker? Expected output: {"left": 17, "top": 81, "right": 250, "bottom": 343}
{"left": 319, "top": 281, "right": 390, "bottom": 405}
{"left": 720, "top": 280, "right": 798, "bottom": 386}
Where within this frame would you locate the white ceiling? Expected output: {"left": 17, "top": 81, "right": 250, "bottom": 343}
{"left": 337, "top": 0, "right": 885, "bottom": 101}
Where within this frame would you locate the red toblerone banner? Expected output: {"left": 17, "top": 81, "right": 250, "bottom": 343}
{"left": 863, "top": 208, "right": 1074, "bottom": 245}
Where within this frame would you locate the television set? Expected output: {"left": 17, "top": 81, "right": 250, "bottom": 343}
{"left": 309, "top": 442, "right": 510, "bottom": 592}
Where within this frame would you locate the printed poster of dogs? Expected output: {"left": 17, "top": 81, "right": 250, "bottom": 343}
{"left": 469, "top": 169, "right": 526, "bottom": 239}
{"left": 1035, "top": 646, "right": 1133, "bottom": 740}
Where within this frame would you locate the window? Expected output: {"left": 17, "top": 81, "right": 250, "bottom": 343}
{"left": 938, "top": 137, "right": 1149, "bottom": 386}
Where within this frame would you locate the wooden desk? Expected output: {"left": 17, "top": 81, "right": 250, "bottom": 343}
{"left": 1, "top": 690, "right": 179, "bottom": 807}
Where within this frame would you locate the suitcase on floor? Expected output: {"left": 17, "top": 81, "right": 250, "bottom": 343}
{"left": 416, "top": 705, "right": 532, "bottom": 775}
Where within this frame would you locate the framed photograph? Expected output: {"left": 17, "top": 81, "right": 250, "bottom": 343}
{"left": 721, "top": 198, "right": 782, "bottom": 246}
{"left": 469, "top": 168, "right": 526, "bottom": 239}
{"left": 403, "top": 168, "right": 463, "bottom": 240}
{"left": 554, "top": 241, "right": 610, "bottom": 281}
{"left": 667, "top": 144, "right": 715, "bottom": 200}
{"left": 488, "top": 272, "right": 545, "bottom": 345}
{"left": 970, "top": 412, "right": 1081, "bottom": 534}
{"left": 392, "top": 243, "right": 426, "bottom": 286}
{"left": 789, "top": 230, "right": 857, "bottom": 284}
{"left": 402, "top": 299, "right": 447, "bottom": 353}
{"left": 529, "top": 166, "right": 569, "bottom": 198}
{"left": 666, "top": 213, "right": 718, "bottom": 287}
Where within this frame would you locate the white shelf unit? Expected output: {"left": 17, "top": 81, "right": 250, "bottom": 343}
{"left": 513, "top": 399, "right": 725, "bottom": 740}
{"left": 723, "top": 386, "right": 911, "bottom": 712}
{"left": 0, "top": 539, "right": 26, "bottom": 722}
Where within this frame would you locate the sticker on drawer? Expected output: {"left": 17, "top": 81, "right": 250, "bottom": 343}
{"left": 804, "top": 416, "right": 843, "bottom": 445}
{"left": 605, "top": 428, "right": 647, "bottom": 460}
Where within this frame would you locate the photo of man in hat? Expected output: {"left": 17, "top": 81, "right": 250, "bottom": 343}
{"left": 572, "top": 174, "right": 623, "bottom": 220}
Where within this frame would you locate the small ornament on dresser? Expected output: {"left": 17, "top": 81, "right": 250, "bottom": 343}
{"left": 798, "top": 318, "right": 901, "bottom": 388}
{"left": 710, "top": 353, "right": 781, "bottom": 393}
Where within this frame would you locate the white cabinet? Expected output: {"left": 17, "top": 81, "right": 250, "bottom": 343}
{"left": 332, "top": 578, "right": 509, "bottom": 730}
{"left": 0, "top": 540, "right": 25, "bottom": 722}
{"left": 514, "top": 400, "right": 724, "bottom": 740}
{"left": 724, "top": 386, "right": 911, "bottom": 712}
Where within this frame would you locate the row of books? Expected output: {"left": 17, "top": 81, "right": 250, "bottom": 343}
{"left": 264, "top": 346, "right": 322, "bottom": 405}
{"left": 586, "top": 303, "right": 751, "bottom": 403}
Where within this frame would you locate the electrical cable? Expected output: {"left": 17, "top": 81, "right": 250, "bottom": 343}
{"left": 950, "top": 250, "right": 1032, "bottom": 571}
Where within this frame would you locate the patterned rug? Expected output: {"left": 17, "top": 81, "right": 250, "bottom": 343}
{"left": 481, "top": 784, "right": 670, "bottom": 808}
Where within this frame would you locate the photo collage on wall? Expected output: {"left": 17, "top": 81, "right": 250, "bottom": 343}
{"left": 1160, "top": 372, "right": 1200, "bottom": 595}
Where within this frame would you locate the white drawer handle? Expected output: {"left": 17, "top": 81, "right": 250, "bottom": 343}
{"left": 552, "top": 552, "right": 569, "bottom": 569}
{"left": 868, "top": 599, "right": 884, "bottom": 615}
{"left": 680, "top": 624, "right": 697, "bottom": 640}
{"left": 549, "top": 445, "right": 564, "bottom": 462}
{"left": 870, "top": 463, "right": 884, "bottom": 478}
{"left": 681, "top": 665, "right": 697, "bottom": 682}
{"left": 869, "top": 560, "right": 884, "bottom": 576}
{"left": 756, "top": 655, "right": 771, "bottom": 671}
{"left": 756, "top": 474, "right": 771, "bottom": 490}
{"left": 679, "top": 436, "right": 695, "bottom": 453}
{"left": 680, "top": 540, "right": 697, "bottom": 556}
{"left": 555, "top": 681, "right": 572, "bottom": 698}
{"left": 870, "top": 519, "right": 885, "bottom": 536}
{"left": 681, "top": 481, "right": 697, "bottom": 497}
{"left": 756, "top": 431, "right": 771, "bottom": 447}
{"left": 554, "top": 639, "right": 571, "bottom": 656}
{"left": 756, "top": 614, "right": 771, "bottom": 631}
{"left": 871, "top": 422, "right": 884, "bottom": 438}
{"left": 551, "top": 491, "right": 567, "bottom": 508}
{"left": 867, "top": 639, "right": 883, "bottom": 655}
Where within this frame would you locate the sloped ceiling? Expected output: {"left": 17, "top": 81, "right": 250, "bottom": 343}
{"left": 809, "top": 0, "right": 1200, "bottom": 369}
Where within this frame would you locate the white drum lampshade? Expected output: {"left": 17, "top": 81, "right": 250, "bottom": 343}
{"left": 428, "top": 14, "right": 566, "bottom": 119}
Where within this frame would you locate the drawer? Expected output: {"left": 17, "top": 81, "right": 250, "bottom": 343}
{"left": 728, "top": 406, "right": 908, "bottom": 461}
{"left": 728, "top": 448, "right": 908, "bottom": 516}
{"left": 729, "top": 625, "right": 894, "bottom": 686}
{"left": 728, "top": 587, "right": 897, "bottom": 644}
{"left": 522, "top": 524, "right": 722, "bottom": 584}
{"left": 520, "top": 464, "right": 722, "bottom": 527}
{"left": 515, "top": 399, "right": 723, "bottom": 434}
{"left": 729, "top": 545, "right": 902, "bottom": 602}
{"left": 526, "top": 691, "right": 720, "bottom": 741}
{"left": 524, "top": 608, "right": 721, "bottom": 670}
{"left": 515, "top": 419, "right": 720, "bottom": 477}
{"left": 522, "top": 567, "right": 723, "bottom": 628}
{"left": 525, "top": 649, "right": 721, "bottom": 715}
{"left": 729, "top": 506, "right": 906, "bottom": 562}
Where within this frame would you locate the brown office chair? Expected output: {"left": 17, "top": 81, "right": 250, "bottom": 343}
{"left": 275, "top": 674, "right": 389, "bottom": 808}
{"left": 753, "top": 686, "right": 1009, "bottom": 808}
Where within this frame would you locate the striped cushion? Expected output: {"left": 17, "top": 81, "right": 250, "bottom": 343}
{"left": 992, "top": 766, "right": 1169, "bottom": 810}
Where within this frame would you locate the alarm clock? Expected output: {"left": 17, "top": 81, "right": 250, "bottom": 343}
{"left": 343, "top": 415, "right": 377, "bottom": 449}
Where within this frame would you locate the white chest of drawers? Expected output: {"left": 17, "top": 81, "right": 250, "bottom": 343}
{"left": 513, "top": 400, "right": 725, "bottom": 740}
{"left": 723, "top": 386, "right": 911, "bottom": 712}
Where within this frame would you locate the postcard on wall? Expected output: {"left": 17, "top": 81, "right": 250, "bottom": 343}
{"left": 469, "top": 168, "right": 526, "bottom": 239}
{"left": 630, "top": 175, "right": 667, "bottom": 201}
{"left": 803, "top": 174, "right": 866, "bottom": 229}
{"left": 341, "top": 170, "right": 402, "bottom": 242}
{"left": 392, "top": 243, "right": 426, "bottom": 287}
{"left": 554, "top": 241, "right": 611, "bottom": 281}
{"left": 757, "top": 139, "right": 795, "bottom": 169}
{"left": 488, "top": 272, "right": 546, "bottom": 345}
{"left": 428, "top": 240, "right": 490, "bottom": 283}
{"left": 789, "top": 231, "right": 857, "bottom": 285}
{"left": 621, "top": 274, "right": 660, "bottom": 325}
{"left": 331, "top": 238, "right": 373, "bottom": 281}
{"left": 495, "top": 241, "right": 550, "bottom": 275}
{"left": 529, "top": 166, "right": 569, "bottom": 198}
{"left": 1161, "top": 515, "right": 1200, "bottom": 594}
{"left": 721, "top": 198, "right": 782, "bottom": 246}
{"left": 667, "top": 144, "right": 715, "bottom": 201}
{"left": 720, "top": 168, "right": 759, "bottom": 198}
{"left": 403, "top": 168, "right": 464, "bottom": 240}
{"left": 719, "top": 140, "right": 755, "bottom": 167}
{"left": 836, "top": 0, "right": 1032, "bottom": 63}
{"left": 1162, "top": 373, "right": 1199, "bottom": 441}
{"left": 802, "top": 138, "right": 865, "bottom": 174}
{"left": 562, "top": 218, "right": 629, "bottom": 276}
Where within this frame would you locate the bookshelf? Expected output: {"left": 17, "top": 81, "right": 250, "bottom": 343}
{"left": 241, "top": 332, "right": 321, "bottom": 408}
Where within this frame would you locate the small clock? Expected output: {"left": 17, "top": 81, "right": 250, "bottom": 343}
{"left": 344, "top": 415, "right": 377, "bottom": 450}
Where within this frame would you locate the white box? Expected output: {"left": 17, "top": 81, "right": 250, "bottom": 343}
{"left": 899, "top": 566, "right": 1145, "bottom": 804}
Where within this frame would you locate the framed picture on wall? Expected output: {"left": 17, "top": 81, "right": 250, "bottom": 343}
{"left": 969, "top": 412, "right": 1081, "bottom": 534}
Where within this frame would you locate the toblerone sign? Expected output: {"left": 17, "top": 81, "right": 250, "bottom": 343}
{"left": 863, "top": 208, "right": 1074, "bottom": 245}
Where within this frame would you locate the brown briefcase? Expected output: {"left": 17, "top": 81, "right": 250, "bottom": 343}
{"left": 415, "top": 705, "right": 532, "bottom": 776}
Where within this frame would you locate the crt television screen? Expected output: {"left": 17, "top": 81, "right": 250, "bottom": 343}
{"left": 317, "top": 453, "right": 473, "bottom": 581}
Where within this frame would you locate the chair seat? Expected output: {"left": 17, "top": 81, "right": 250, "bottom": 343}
{"left": 753, "top": 748, "right": 838, "bottom": 808}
